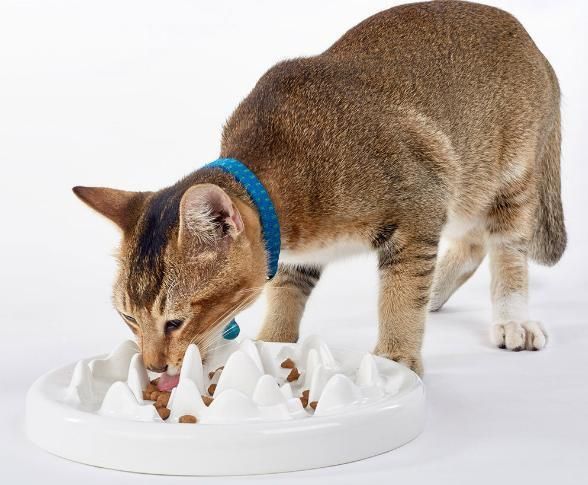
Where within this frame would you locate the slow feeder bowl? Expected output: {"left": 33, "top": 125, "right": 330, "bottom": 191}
{"left": 26, "top": 335, "right": 425, "bottom": 475}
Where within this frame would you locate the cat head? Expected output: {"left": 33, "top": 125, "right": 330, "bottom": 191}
{"left": 73, "top": 182, "right": 267, "bottom": 373}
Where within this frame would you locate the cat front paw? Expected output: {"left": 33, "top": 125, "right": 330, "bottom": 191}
{"left": 491, "top": 320, "right": 547, "bottom": 351}
{"left": 374, "top": 347, "right": 423, "bottom": 376}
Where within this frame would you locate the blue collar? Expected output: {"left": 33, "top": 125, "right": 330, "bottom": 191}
{"left": 206, "top": 158, "right": 281, "bottom": 279}
{"left": 206, "top": 158, "right": 281, "bottom": 341}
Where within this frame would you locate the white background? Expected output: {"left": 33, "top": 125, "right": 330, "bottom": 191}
{"left": 1, "top": 1, "right": 587, "bottom": 483}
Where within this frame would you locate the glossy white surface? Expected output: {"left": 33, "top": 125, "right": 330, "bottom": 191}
{"left": 26, "top": 338, "right": 424, "bottom": 475}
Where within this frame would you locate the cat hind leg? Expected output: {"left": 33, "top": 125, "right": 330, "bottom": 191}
{"left": 429, "top": 228, "right": 486, "bottom": 311}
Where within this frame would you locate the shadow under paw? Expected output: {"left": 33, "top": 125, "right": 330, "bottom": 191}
{"left": 491, "top": 320, "right": 547, "bottom": 351}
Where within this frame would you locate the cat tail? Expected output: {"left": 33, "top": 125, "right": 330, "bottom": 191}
{"left": 529, "top": 107, "right": 567, "bottom": 266}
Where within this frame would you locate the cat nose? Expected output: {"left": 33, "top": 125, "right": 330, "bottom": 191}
{"left": 146, "top": 364, "right": 168, "bottom": 373}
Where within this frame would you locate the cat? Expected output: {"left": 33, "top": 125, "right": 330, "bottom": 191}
{"left": 74, "top": 1, "right": 566, "bottom": 376}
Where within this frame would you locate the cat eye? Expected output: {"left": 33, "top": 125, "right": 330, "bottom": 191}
{"left": 122, "top": 313, "right": 137, "bottom": 324}
{"left": 164, "top": 319, "right": 184, "bottom": 334}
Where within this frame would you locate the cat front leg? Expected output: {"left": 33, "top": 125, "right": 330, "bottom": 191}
{"left": 374, "top": 235, "right": 439, "bottom": 376}
{"left": 257, "top": 264, "right": 322, "bottom": 343}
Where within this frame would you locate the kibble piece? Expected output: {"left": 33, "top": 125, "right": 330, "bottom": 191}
{"left": 201, "top": 395, "right": 214, "bottom": 407}
{"left": 179, "top": 414, "right": 198, "bottom": 424}
{"left": 145, "top": 382, "right": 158, "bottom": 395}
{"left": 286, "top": 367, "right": 300, "bottom": 382}
{"left": 155, "top": 392, "right": 171, "bottom": 408}
{"left": 149, "top": 390, "right": 160, "bottom": 401}
{"left": 208, "top": 366, "right": 224, "bottom": 379}
{"left": 281, "top": 358, "right": 295, "bottom": 369}
{"left": 157, "top": 407, "right": 171, "bottom": 420}
{"left": 300, "top": 397, "right": 309, "bottom": 408}
{"left": 208, "top": 383, "right": 217, "bottom": 396}
{"left": 301, "top": 389, "right": 310, "bottom": 400}
{"left": 309, "top": 401, "right": 318, "bottom": 410}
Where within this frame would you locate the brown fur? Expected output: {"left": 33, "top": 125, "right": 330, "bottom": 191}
{"left": 74, "top": 1, "right": 565, "bottom": 375}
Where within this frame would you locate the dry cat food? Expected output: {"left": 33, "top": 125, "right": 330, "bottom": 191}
{"left": 299, "top": 389, "right": 310, "bottom": 407}
{"left": 140, "top": 373, "right": 220, "bottom": 422}
{"left": 156, "top": 406, "right": 171, "bottom": 420}
{"left": 208, "top": 366, "right": 224, "bottom": 379}
{"left": 155, "top": 392, "right": 170, "bottom": 408}
{"left": 179, "top": 415, "right": 197, "bottom": 424}
{"left": 286, "top": 367, "right": 300, "bottom": 382}
{"left": 140, "top": 379, "right": 172, "bottom": 421}
{"left": 143, "top": 356, "right": 314, "bottom": 423}
{"left": 142, "top": 381, "right": 159, "bottom": 400}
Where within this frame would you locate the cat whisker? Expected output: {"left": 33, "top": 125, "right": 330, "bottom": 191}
{"left": 198, "top": 293, "right": 259, "bottom": 349}
{"left": 191, "top": 284, "right": 304, "bottom": 352}
{"left": 188, "top": 291, "right": 259, "bottom": 350}
{"left": 196, "top": 294, "right": 258, "bottom": 350}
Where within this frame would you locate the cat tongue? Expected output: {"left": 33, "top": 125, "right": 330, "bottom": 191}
{"left": 157, "top": 372, "right": 180, "bottom": 392}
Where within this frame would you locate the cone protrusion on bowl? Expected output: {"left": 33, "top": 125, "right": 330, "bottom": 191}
{"left": 62, "top": 335, "right": 410, "bottom": 425}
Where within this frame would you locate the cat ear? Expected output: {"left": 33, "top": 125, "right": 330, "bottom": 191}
{"left": 179, "top": 184, "right": 244, "bottom": 245}
{"left": 72, "top": 186, "right": 144, "bottom": 232}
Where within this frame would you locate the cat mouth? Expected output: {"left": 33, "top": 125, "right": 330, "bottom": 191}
{"left": 157, "top": 372, "right": 180, "bottom": 392}
{"left": 157, "top": 370, "right": 180, "bottom": 392}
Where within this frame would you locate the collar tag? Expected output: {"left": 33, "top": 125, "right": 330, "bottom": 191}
{"left": 222, "top": 319, "right": 240, "bottom": 340}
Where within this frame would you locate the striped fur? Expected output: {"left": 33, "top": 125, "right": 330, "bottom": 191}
{"left": 74, "top": 2, "right": 565, "bottom": 375}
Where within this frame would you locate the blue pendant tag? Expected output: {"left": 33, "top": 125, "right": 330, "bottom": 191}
{"left": 222, "top": 319, "right": 240, "bottom": 340}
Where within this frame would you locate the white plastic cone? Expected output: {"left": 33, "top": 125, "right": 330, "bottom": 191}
{"left": 298, "top": 335, "right": 337, "bottom": 369}
{"left": 179, "top": 344, "right": 204, "bottom": 393}
{"left": 252, "top": 375, "right": 286, "bottom": 406}
{"left": 239, "top": 339, "right": 264, "bottom": 373}
{"left": 356, "top": 353, "right": 381, "bottom": 387}
{"left": 89, "top": 340, "right": 139, "bottom": 382}
{"left": 308, "top": 365, "right": 336, "bottom": 402}
{"left": 202, "top": 389, "right": 261, "bottom": 423}
{"left": 65, "top": 360, "right": 95, "bottom": 407}
{"left": 279, "top": 382, "right": 294, "bottom": 400}
{"left": 99, "top": 381, "right": 160, "bottom": 421}
{"left": 214, "top": 350, "right": 262, "bottom": 397}
{"left": 168, "top": 378, "right": 206, "bottom": 421}
{"left": 314, "top": 374, "right": 362, "bottom": 416}
{"left": 259, "top": 403, "right": 292, "bottom": 421}
{"left": 303, "top": 348, "right": 321, "bottom": 388}
{"left": 127, "top": 353, "right": 149, "bottom": 402}
{"left": 256, "top": 341, "right": 281, "bottom": 377}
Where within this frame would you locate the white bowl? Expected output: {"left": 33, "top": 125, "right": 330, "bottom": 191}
{"left": 26, "top": 337, "right": 425, "bottom": 475}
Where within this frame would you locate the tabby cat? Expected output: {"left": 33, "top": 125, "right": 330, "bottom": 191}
{"left": 74, "top": 1, "right": 565, "bottom": 376}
